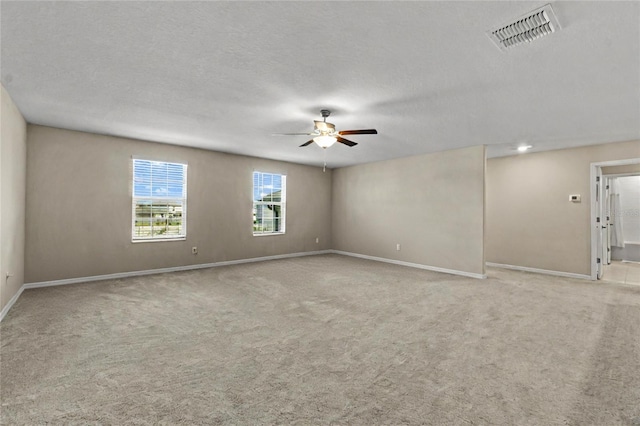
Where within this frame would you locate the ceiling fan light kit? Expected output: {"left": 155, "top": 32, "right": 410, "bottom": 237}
{"left": 313, "top": 135, "right": 337, "bottom": 148}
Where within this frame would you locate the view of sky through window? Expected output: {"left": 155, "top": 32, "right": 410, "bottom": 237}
{"left": 134, "top": 160, "right": 186, "bottom": 198}
{"left": 253, "top": 172, "right": 282, "bottom": 202}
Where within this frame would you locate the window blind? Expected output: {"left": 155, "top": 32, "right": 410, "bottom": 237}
{"left": 132, "top": 159, "right": 187, "bottom": 240}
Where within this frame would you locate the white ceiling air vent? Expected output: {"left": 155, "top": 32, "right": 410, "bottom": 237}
{"left": 487, "top": 4, "right": 561, "bottom": 51}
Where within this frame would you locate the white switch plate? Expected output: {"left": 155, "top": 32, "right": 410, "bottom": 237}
{"left": 570, "top": 194, "right": 581, "bottom": 202}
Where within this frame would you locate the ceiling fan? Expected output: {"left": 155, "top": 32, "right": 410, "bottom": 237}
{"left": 275, "top": 109, "right": 377, "bottom": 148}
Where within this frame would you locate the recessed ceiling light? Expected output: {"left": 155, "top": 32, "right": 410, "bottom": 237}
{"left": 487, "top": 4, "right": 561, "bottom": 51}
{"left": 517, "top": 145, "right": 533, "bottom": 153}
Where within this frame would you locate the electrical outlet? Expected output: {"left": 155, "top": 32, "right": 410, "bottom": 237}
{"left": 396, "top": 243, "right": 401, "bottom": 251}
{"left": 192, "top": 247, "right": 198, "bottom": 255}
{"left": 315, "top": 237, "right": 319, "bottom": 244}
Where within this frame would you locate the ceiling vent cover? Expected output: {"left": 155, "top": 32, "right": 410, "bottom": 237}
{"left": 488, "top": 4, "right": 561, "bottom": 51}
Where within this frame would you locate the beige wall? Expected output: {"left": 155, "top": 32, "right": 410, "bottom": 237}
{"left": 25, "top": 125, "right": 332, "bottom": 283}
{"left": 1, "top": 85, "right": 27, "bottom": 313}
{"left": 21, "top": 121, "right": 640, "bottom": 287}
{"left": 332, "top": 145, "right": 486, "bottom": 276}
{"left": 486, "top": 140, "right": 640, "bottom": 276}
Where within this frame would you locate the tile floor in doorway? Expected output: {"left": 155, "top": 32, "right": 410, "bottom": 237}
{"left": 602, "top": 260, "right": 640, "bottom": 286}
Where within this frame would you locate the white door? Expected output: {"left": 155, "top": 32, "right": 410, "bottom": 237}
{"left": 604, "top": 177, "right": 612, "bottom": 265}
{"left": 596, "top": 167, "right": 604, "bottom": 279}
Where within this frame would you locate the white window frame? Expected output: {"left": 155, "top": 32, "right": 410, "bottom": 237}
{"left": 132, "top": 158, "right": 188, "bottom": 242}
{"left": 253, "top": 171, "right": 286, "bottom": 236}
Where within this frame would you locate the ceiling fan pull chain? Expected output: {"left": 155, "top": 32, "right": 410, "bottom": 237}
{"left": 323, "top": 149, "right": 327, "bottom": 172}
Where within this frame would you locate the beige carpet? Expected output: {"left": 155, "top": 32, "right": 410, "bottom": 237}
{"left": 1, "top": 254, "right": 639, "bottom": 425}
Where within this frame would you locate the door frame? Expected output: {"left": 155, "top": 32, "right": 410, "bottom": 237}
{"left": 590, "top": 158, "right": 640, "bottom": 280}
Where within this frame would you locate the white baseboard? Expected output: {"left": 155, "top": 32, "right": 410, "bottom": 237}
{"left": 485, "top": 262, "right": 592, "bottom": 280}
{"left": 24, "top": 250, "right": 333, "bottom": 289}
{"left": 0, "top": 250, "right": 332, "bottom": 322}
{"left": 331, "top": 250, "right": 487, "bottom": 279}
{"left": 0, "top": 285, "right": 25, "bottom": 323}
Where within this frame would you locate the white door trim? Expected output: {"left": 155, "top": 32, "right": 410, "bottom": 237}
{"left": 590, "top": 158, "right": 640, "bottom": 280}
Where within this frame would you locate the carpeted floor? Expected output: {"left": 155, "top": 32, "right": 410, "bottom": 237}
{"left": 1, "top": 254, "right": 639, "bottom": 425}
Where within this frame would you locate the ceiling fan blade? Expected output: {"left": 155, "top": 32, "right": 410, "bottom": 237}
{"left": 338, "top": 129, "right": 378, "bottom": 135}
{"left": 272, "top": 132, "right": 313, "bottom": 136}
{"left": 336, "top": 136, "right": 358, "bottom": 147}
{"left": 299, "top": 140, "right": 314, "bottom": 147}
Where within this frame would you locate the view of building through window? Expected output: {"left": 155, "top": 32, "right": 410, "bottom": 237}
{"left": 253, "top": 171, "right": 286, "bottom": 234}
{"left": 132, "top": 159, "right": 187, "bottom": 240}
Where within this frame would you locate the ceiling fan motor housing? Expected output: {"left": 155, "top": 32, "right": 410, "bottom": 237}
{"left": 314, "top": 120, "right": 336, "bottom": 135}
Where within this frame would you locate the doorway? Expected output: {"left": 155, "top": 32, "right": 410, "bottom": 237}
{"left": 590, "top": 158, "right": 640, "bottom": 281}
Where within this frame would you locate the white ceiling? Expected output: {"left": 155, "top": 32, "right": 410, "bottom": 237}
{"left": 2, "top": 1, "right": 639, "bottom": 168}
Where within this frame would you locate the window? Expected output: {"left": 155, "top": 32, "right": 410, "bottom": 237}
{"left": 132, "top": 159, "right": 187, "bottom": 241}
{"left": 253, "top": 171, "right": 286, "bottom": 235}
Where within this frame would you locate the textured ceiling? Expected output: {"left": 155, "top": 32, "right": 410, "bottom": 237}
{"left": 2, "top": 1, "right": 639, "bottom": 168}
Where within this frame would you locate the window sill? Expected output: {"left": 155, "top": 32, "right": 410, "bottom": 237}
{"left": 132, "top": 237, "right": 187, "bottom": 243}
{"left": 253, "top": 232, "right": 286, "bottom": 237}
